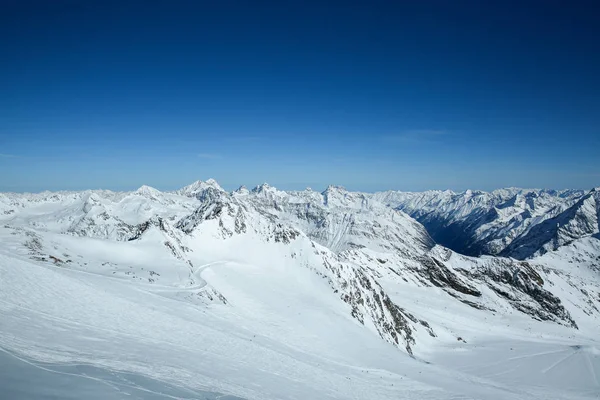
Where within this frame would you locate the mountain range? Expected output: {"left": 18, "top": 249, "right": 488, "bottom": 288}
{"left": 374, "top": 187, "right": 599, "bottom": 259}
{"left": 1, "top": 180, "right": 599, "bottom": 399}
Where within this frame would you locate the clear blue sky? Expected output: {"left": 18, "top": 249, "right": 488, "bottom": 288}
{"left": 1, "top": 1, "right": 599, "bottom": 192}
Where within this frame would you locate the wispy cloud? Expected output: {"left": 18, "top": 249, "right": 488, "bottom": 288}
{"left": 0, "top": 153, "right": 17, "bottom": 158}
{"left": 382, "top": 129, "right": 448, "bottom": 144}
{"left": 197, "top": 153, "right": 222, "bottom": 159}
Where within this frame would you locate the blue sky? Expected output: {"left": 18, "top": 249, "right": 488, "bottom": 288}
{"left": 1, "top": 1, "right": 599, "bottom": 192}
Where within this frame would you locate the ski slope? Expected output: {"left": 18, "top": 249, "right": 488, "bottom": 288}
{"left": 3, "top": 251, "right": 598, "bottom": 399}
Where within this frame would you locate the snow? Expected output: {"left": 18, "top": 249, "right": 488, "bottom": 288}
{"left": 372, "top": 187, "right": 593, "bottom": 258}
{"left": 0, "top": 251, "right": 442, "bottom": 400}
{"left": 0, "top": 349, "right": 245, "bottom": 400}
{"left": 175, "top": 179, "right": 225, "bottom": 198}
{"left": 1, "top": 180, "right": 599, "bottom": 399}
{"left": 432, "top": 339, "right": 600, "bottom": 399}
{"left": 4, "top": 250, "right": 597, "bottom": 399}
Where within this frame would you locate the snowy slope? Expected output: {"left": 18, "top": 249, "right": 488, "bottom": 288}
{"left": 501, "top": 189, "right": 600, "bottom": 259}
{"left": 372, "top": 187, "right": 593, "bottom": 259}
{"left": 1, "top": 180, "right": 599, "bottom": 399}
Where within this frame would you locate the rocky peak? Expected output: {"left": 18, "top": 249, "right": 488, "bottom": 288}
{"left": 252, "top": 183, "right": 272, "bottom": 193}
{"left": 177, "top": 179, "right": 225, "bottom": 198}
{"left": 251, "top": 183, "right": 287, "bottom": 202}
{"left": 321, "top": 185, "right": 371, "bottom": 210}
{"left": 233, "top": 185, "right": 250, "bottom": 196}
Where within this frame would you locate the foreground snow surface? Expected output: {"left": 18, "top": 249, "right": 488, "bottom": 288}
{"left": 1, "top": 251, "right": 598, "bottom": 400}
{"left": 1, "top": 350, "right": 244, "bottom": 400}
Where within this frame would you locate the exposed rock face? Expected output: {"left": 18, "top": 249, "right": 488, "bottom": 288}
{"left": 420, "top": 256, "right": 482, "bottom": 297}
{"left": 459, "top": 258, "right": 577, "bottom": 328}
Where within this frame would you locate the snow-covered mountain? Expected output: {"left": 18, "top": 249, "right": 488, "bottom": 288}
{"left": 1, "top": 181, "right": 599, "bottom": 399}
{"left": 501, "top": 189, "right": 600, "bottom": 259}
{"left": 372, "top": 187, "right": 598, "bottom": 259}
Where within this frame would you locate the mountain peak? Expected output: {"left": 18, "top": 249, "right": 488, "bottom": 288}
{"left": 205, "top": 178, "right": 221, "bottom": 187}
{"left": 177, "top": 179, "right": 224, "bottom": 197}
{"left": 135, "top": 185, "right": 161, "bottom": 197}
{"left": 323, "top": 185, "right": 347, "bottom": 194}
{"left": 252, "top": 183, "right": 274, "bottom": 193}
{"left": 234, "top": 185, "right": 249, "bottom": 195}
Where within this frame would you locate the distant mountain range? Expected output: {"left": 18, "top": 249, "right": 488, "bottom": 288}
{"left": 373, "top": 187, "right": 599, "bottom": 259}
